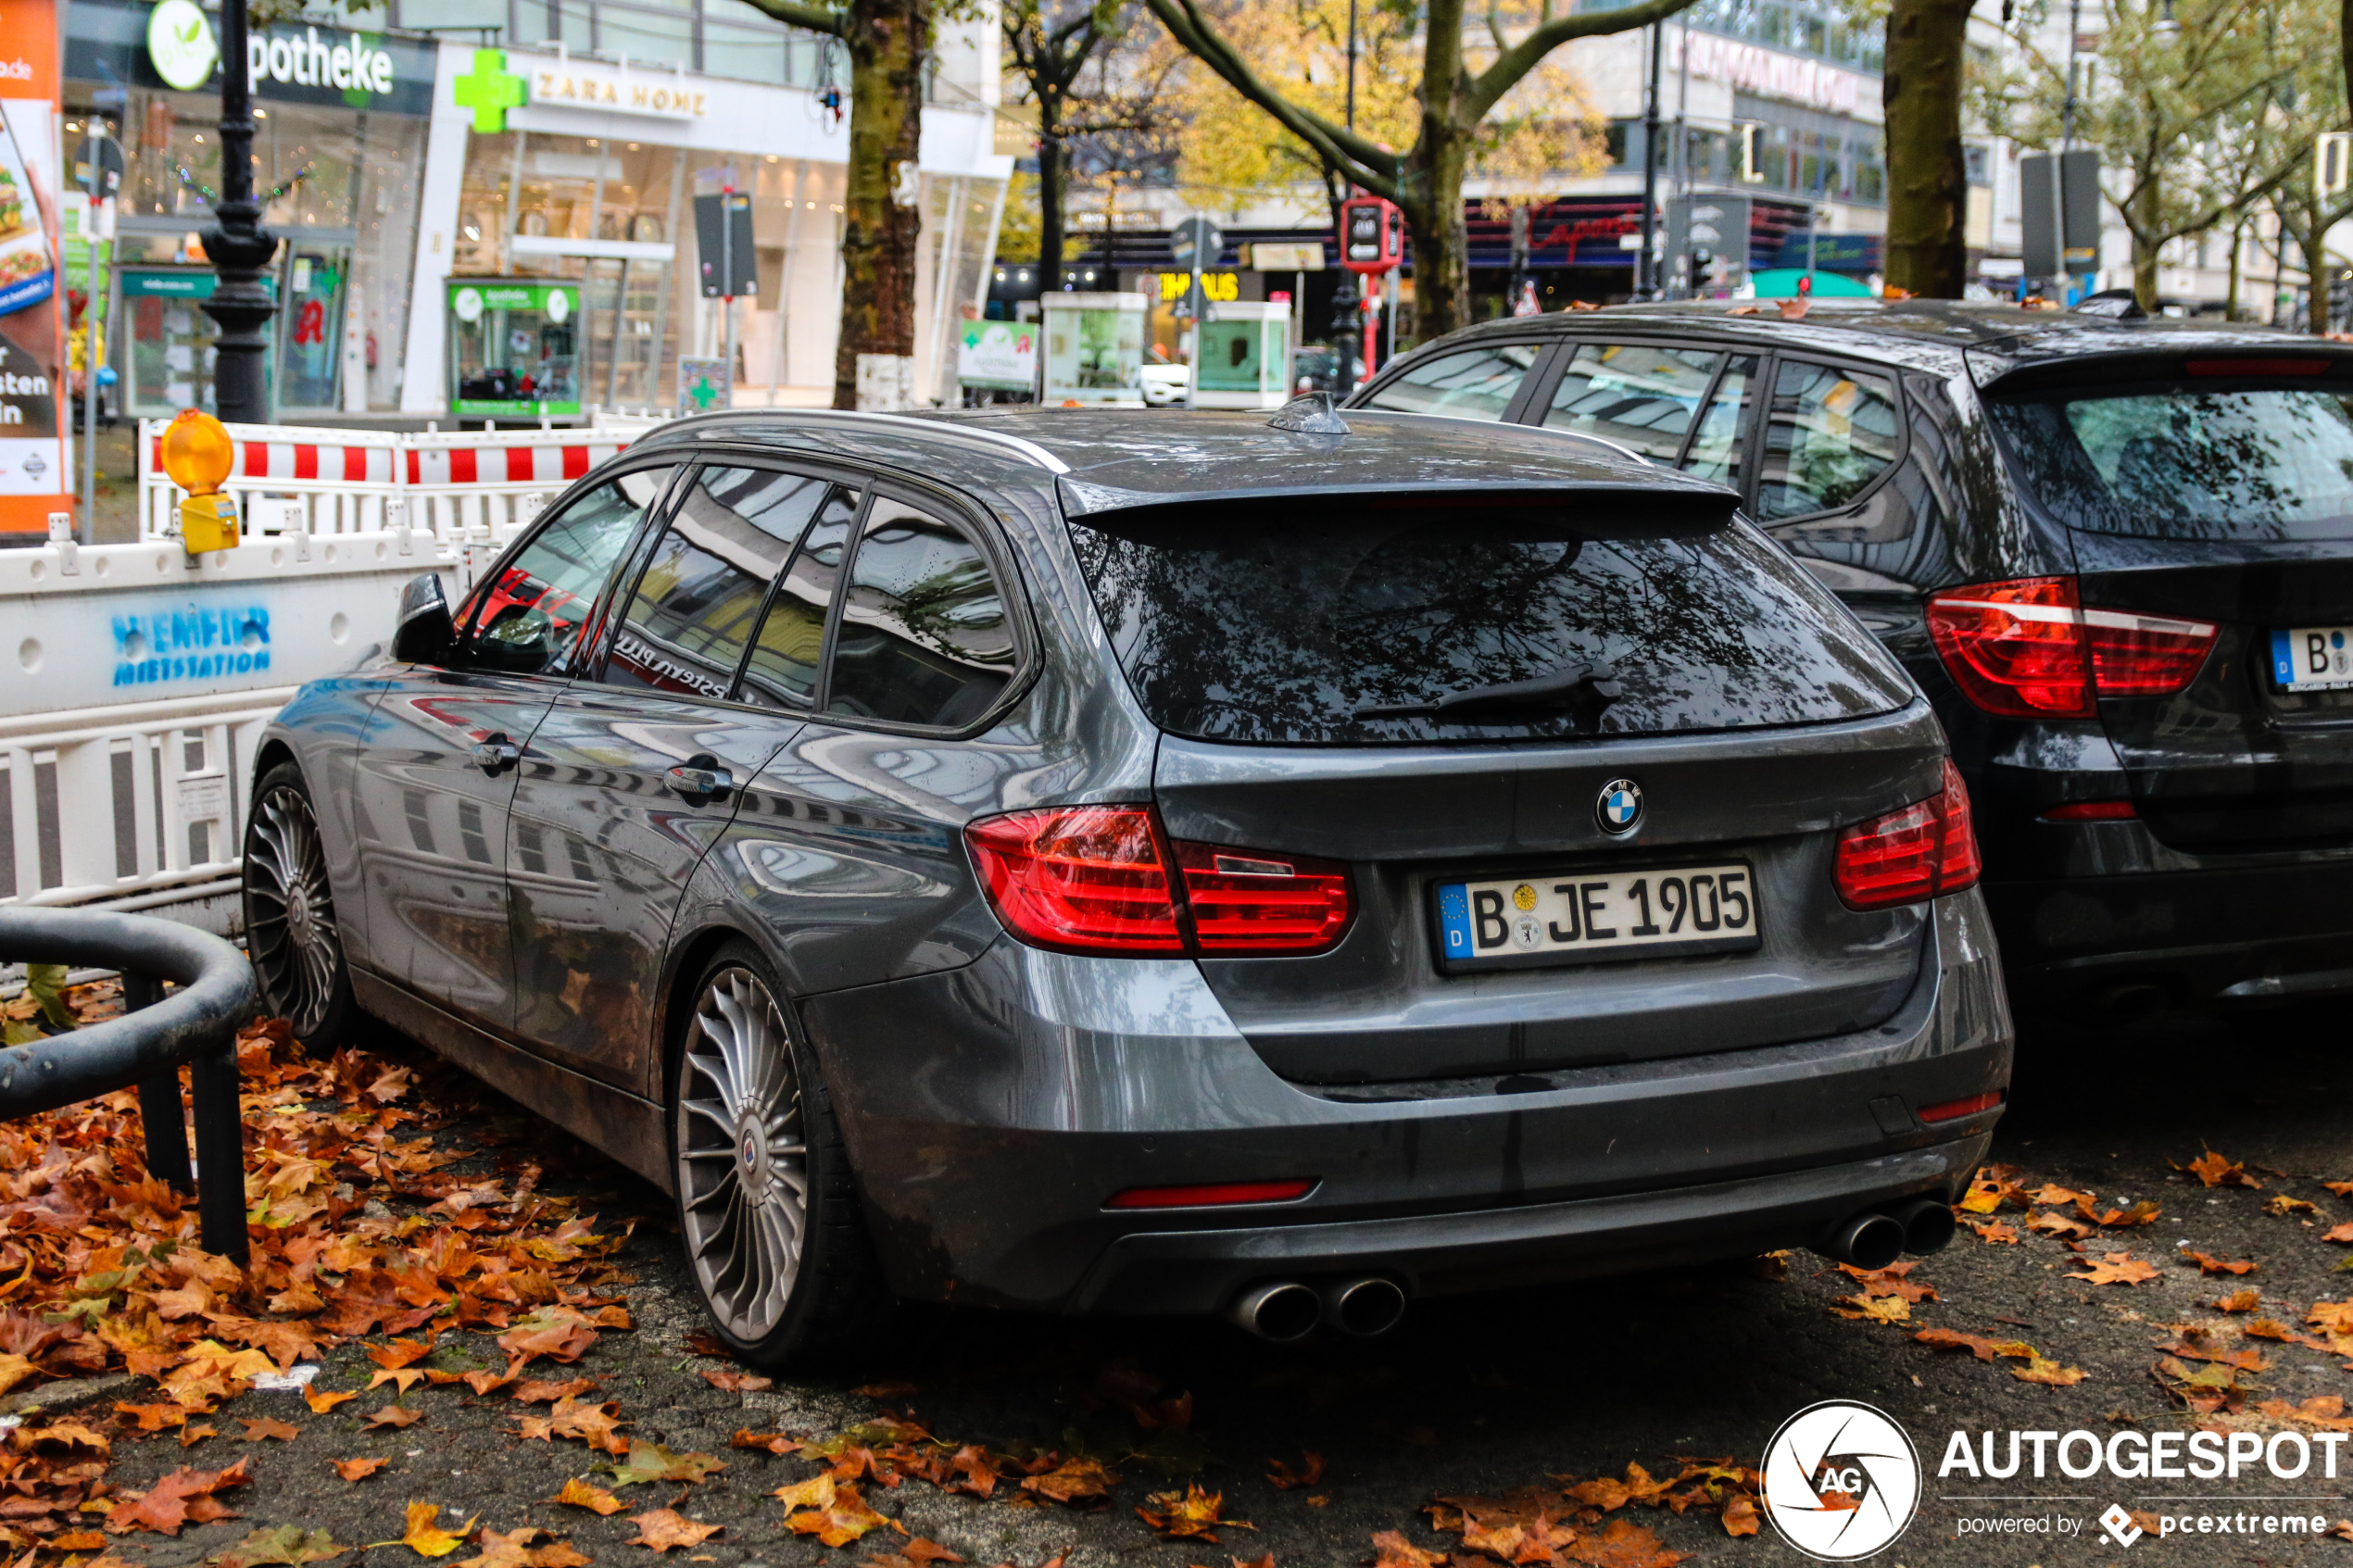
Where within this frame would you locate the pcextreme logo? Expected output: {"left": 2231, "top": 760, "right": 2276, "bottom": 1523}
{"left": 1760, "top": 1400, "right": 1922, "bottom": 1561}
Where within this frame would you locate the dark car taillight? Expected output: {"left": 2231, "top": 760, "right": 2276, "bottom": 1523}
{"left": 1834, "top": 760, "right": 1982, "bottom": 909}
{"left": 1925, "top": 576, "right": 2217, "bottom": 718}
{"left": 966, "top": 807, "right": 1353, "bottom": 957}
{"left": 1170, "top": 841, "right": 1353, "bottom": 952}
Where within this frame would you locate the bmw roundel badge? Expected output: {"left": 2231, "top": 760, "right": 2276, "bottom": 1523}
{"left": 1596, "top": 778, "right": 1643, "bottom": 836}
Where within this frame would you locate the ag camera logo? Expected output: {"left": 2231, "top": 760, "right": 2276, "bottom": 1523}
{"left": 1761, "top": 1400, "right": 1921, "bottom": 1561}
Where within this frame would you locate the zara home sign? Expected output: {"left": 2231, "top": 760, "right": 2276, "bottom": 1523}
{"left": 531, "top": 56, "right": 707, "bottom": 119}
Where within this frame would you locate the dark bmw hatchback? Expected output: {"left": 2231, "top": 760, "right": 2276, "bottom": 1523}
{"left": 1353, "top": 305, "right": 2353, "bottom": 1018}
{"left": 244, "top": 403, "right": 2009, "bottom": 1361}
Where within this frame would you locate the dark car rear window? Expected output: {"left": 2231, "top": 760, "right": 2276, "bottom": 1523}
{"left": 1988, "top": 387, "right": 2353, "bottom": 541}
{"left": 1068, "top": 510, "right": 1909, "bottom": 744}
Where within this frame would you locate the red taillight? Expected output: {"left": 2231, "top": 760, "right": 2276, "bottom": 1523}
{"left": 964, "top": 807, "right": 1186, "bottom": 954}
{"left": 1834, "top": 760, "right": 1982, "bottom": 910}
{"left": 1172, "top": 842, "right": 1353, "bottom": 953}
{"left": 965, "top": 808, "right": 1354, "bottom": 957}
{"left": 1918, "top": 1090, "right": 2004, "bottom": 1123}
{"left": 2041, "top": 799, "right": 2137, "bottom": 822}
{"left": 1103, "top": 1179, "right": 1316, "bottom": 1210}
{"left": 1925, "top": 577, "right": 2216, "bottom": 718}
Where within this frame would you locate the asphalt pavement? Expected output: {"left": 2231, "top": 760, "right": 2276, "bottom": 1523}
{"left": 49, "top": 999, "right": 2353, "bottom": 1568}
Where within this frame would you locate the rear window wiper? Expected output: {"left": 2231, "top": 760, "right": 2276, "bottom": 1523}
{"left": 1353, "top": 659, "right": 1624, "bottom": 720}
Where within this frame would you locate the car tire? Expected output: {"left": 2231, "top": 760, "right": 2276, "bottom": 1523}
{"left": 669, "top": 941, "right": 885, "bottom": 1368}
{"left": 241, "top": 759, "right": 358, "bottom": 1049}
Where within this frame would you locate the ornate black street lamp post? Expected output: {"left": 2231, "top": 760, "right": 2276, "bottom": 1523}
{"left": 200, "top": 0, "right": 277, "bottom": 424}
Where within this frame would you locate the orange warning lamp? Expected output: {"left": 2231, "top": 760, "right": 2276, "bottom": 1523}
{"left": 162, "top": 408, "right": 240, "bottom": 553}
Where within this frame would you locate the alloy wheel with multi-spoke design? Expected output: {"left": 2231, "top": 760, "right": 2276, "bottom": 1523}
{"left": 244, "top": 779, "right": 346, "bottom": 1039}
{"left": 675, "top": 965, "right": 810, "bottom": 1344}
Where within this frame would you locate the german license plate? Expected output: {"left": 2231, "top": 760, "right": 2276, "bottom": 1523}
{"left": 2271, "top": 627, "right": 2353, "bottom": 692}
{"left": 1434, "top": 863, "right": 1760, "bottom": 972}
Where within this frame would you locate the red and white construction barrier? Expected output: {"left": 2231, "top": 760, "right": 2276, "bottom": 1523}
{"left": 138, "top": 413, "right": 663, "bottom": 555}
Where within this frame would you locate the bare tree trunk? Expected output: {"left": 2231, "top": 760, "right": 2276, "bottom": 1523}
{"left": 2226, "top": 218, "right": 2244, "bottom": 320}
{"left": 1400, "top": 0, "right": 1472, "bottom": 338}
{"left": 1037, "top": 131, "right": 1066, "bottom": 289}
{"left": 2129, "top": 169, "right": 2161, "bottom": 313}
{"left": 1881, "top": 0, "right": 1969, "bottom": 295}
{"left": 834, "top": 0, "right": 930, "bottom": 409}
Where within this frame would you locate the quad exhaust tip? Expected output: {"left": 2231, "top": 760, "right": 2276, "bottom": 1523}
{"left": 1321, "top": 1276, "right": 1406, "bottom": 1337}
{"left": 1894, "top": 1197, "right": 1958, "bottom": 1257}
{"left": 1228, "top": 1276, "right": 1408, "bottom": 1341}
{"left": 1817, "top": 1199, "right": 1960, "bottom": 1270}
{"left": 1227, "top": 1281, "right": 1321, "bottom": 1343}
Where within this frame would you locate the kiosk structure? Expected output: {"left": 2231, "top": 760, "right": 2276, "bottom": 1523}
{"left": 1040, "top": 292, "right": 1146, "bottom": 407}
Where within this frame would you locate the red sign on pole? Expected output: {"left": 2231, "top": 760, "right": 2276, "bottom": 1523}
{"left": 1340, "top": 193, "right": 1404, "bottom": 275}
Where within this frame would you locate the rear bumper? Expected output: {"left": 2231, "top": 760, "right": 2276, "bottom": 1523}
{"left": 1984, "top": 856, "right": 2353, "bottom": 1007}
{"left": 800, "top": 890, "right": 2011, "bottom": 1314}
{"left": 1071, "top": 1136, "right": 1991, "bottom": 1313}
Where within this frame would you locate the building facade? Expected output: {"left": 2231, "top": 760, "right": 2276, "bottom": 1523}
{"left": 63, "top": 0, "right": 1010, "bottom": 421}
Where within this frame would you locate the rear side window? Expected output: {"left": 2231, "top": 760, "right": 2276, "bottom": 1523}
{"left": 463, "top": 466, "right": 673, "bottom": 675}
{"left": 1756, "top": 359, "right": 1901, "bottom": 521}
{"left": 1541, "top": 344, "right": 1721, "bottom": 462}
{"left": 1069, "top": 510, "right": 1909, "bottom": 745}
{"left": 602, "top": 467, "right": 830, "bottom": 699}
{"left": 739, "top": 488, "right": 862, "bottom": 710}
{"left": 1987, "top": 387, "right": 2353, "bottom": 540}
{"left": 1360, "top": 344, "right": 1541, "bottom": 421}
{"left": 826, "top": 499, "right": 1017, "bottom": 728}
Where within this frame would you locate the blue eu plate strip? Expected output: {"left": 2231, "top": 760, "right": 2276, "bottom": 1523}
{"left": 1438, "top": 883, "right": 1472, "bottom": 959}
{"left": 2273, "top": 628, "right": 2296, "bottom": 686}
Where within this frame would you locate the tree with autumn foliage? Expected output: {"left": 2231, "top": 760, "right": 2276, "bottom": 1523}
{"left": 729, "top": 0, "right": 934, "bottom": 408}
{"left": 1002, "top": 2, "right": 1175, "bottom": 293}
{"left": 1973, "top": 0, "right": 2337, "bottom": 312}
{"left": 1142, "top": 0, "right": 1692, "bottom": 337}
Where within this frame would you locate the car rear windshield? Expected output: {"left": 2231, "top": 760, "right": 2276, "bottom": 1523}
{"left": 1988, "top": 386, "right": 2353, "bottom": 540}
{"left": 1067, "top": 510, "right": 1909, "bottom": 745}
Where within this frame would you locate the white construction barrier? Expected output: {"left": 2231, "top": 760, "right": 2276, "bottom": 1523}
{"left": 37, "top": 412, "right": 681, "bottom": 929}
{"left": 3, "top": 529, "right": 452, "bottom": 928}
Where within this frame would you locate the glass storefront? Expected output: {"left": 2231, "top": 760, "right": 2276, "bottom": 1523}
{"left": 67, "top": 0, "right": 434, "bottom": 416}
{"left": 454, "top": 127, "right": 864, "bottom": 408}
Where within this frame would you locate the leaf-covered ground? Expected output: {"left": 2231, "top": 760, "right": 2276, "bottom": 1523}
{"left": 7, "top": 988, "right": 2353, "bottom": 1567}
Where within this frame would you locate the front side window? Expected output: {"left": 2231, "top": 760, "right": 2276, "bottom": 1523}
{"left": 826, "top": 500, "right": 1016, "bottom": 728}
{"left": 464, "top": 466, "right": 673, "bottom": 674}
{"left": 1541, "top": 343, "right": 1723, "bottom": 462}
{"left": 602, "top": 466, "right": 831, "bottom": 699}
{"left": 1756, "top": 358, "right": 1902, "bottom": 520}
{"left": 1360, "top": 344, "right": 1543, "bottom": 421}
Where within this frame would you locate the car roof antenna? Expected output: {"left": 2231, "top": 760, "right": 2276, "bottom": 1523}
{"left": 1268, "top": 391, "right": 1351, "bottom": 435}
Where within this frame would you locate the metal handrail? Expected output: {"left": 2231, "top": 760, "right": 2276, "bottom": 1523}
{"left": 0, "top": 907, "right": 256, "bottom": 1263}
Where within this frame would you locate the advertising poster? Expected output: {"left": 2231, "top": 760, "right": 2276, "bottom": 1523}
{"left": 957, "top": 320, "right": 1037, "bottom": 393}
{"left": 0, "top": 0, "right": 64, "bottom": 538}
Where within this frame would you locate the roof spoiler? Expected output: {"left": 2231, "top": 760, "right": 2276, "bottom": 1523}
{"left": 1966, "top": 340, "right": 2353, "bottom": 395}
{"left": 1056, "top": 478, "right": 1742, "bottom": 546}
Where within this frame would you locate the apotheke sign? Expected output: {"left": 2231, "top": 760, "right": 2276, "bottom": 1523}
{"left": 142, "top": 0, "right": 407, "bottom": 102}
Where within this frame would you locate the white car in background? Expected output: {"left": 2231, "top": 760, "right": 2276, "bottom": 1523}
{"left": 1140, "top": 362, "right": 1190, "bottom": 408}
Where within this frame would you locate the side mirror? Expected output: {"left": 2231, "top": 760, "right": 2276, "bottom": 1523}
{"left": 391, "top": 572, "right": 455, "bottom": 665}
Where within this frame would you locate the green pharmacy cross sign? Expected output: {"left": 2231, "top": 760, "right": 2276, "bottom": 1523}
{"left": 454, "top": 48, "right": 528, "bottom": 132}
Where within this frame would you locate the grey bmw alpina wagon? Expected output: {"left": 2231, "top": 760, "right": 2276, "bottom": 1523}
{"left": 243, "top": 400, "right": 2012, "bottom": 1361}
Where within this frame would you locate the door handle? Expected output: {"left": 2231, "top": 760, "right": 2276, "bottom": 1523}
{"left": 665, "top": 756, "right": 735, "bottom": 800}
{"left": 471, "top": 734, "right": 522, "bottom": 774}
